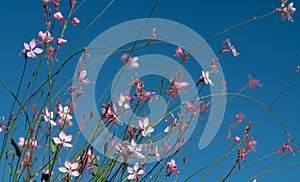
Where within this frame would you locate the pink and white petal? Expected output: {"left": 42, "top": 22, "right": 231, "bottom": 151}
{"left": 24, "top": 43, "right": 30, "bottom": 50}
{"left": 34, "top": 48, "right": 43, "bottom": 54}
{"left": 138, "top": 169, "right": 145, "bottom": 175}
{"left": 147, "top": 127, "right": 154, "bottom": 133}
{"left": 64, "top": 135, "right": 72, "bottom": 142}
{"left": 127, "top": 167, "right": 134, "bottom": 174}
{"left": 64, "top": 160, "right": 72, "bottom": 168}
{"left": 59, "top": 131, "right": 66, "bottom": 140}
{"left": 71, "top": 170, "right": 80, "bottom": 177}
{"left": 70, "top": 162, "right": 79, "bottom": 170}
{"left": 133, "top": 163, "right": 139, "bottom": 172}
{"left": 50, "top": 120, "right": 57, "bottom": 126}
{"left": 58, "top": 167, "right": 68, "bottom": 173}
{"left": 63, "top": 143, "right": 73, "bottom": 148}
{"left": 29, "top": 39, "right": 36, "bottom": 49}
{"left": 127, "top": 174, "right": 136, "bottom": 180}
{"left": 164, "top": 126, "right": 172, "bottom": 133}
{"left": 79, "top": 70, "right": 87, "bottom": 80}
{"left": 138, "top": 120, "right": 144, "bottom": 129}
{"left": 52, "top": 137, "right": 62, "bottom": 145}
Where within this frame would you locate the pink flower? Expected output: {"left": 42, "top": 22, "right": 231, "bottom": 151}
{"left": 53, "top": 12, "right": 64, "bottom": 23}
{"left": 220, "top": 39, "right": 239, "bottom": 57}
{"left": 58, "top": 104, "right": 73, "bottom": 126}
{"left": 56, "top": 38, "right": 67, "bottom": 45}
{"left": 18, "top": 137, "right": 26, "bottom": 147}
{"left": 166, "top": 159, "right": 178, "bottom": 176}
{"left": 248, "top": 75, "right": 262, "bottom": 89}
{"left": 101, "top": 104, "right": 123, "bottom": 125}
{"left": 127, "top": 139, "right": 145, "bottom": 159}
{"left": 38, "top": 31, "right": 53, "bottom": 44}
{"left": 278, "top": 141, "right": 294, "bottom": 156}
{"left": 237, "top": 147, "right": 247, "bottom": 168}
{"left": 127, "top": 163, "right": 145, "bottom": 180}
{"left": 18, "top": 137, "right": 38, "bottom": 148}
{"left": 47, "top": 46, "right": 57, "bottom": 61}
{"left": 120, "top": 54, "right": 139, "bottom": 69}
{"left": 175, "top": 47, "right": 189, "bottom": 63}
{"left": 72, "top": 17, "right": 80, "bottom": 25}
{"left": 58, "top": 160, "right": 79, "bottom": 177}
{"left": 164, "top": 112, "right": 187, "bottom": 132}
{"left": 52, "top": 131, "right": 73, "bottom": 148}
{"left": 244, "top": 136, "right": 257, "bottom": 153}
{"left": 235, "top": 112, "right": 246, "bottom": 125}
{"left": 23, "top": 39, "right": 43, "bottom": 58}
{"left": 183, "top": 101, "right": 195, "bottom": 112}
{"left": 276, "top": 2, "right": 296, "bottom": 22}
{"left": 43, "top": 108, "right": 57, "bottom": 126}
{"left": 211, "top": 57, "right": 219, "bottom": 74}
{"left": 138, "top": 116, "right": 154, "bottom": 137}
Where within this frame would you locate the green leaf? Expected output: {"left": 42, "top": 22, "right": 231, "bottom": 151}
{"left": 50, "top": 139, "right": 56, "bottom": 153}
{"left": 11, "top": 138, "right": 21, "bottom": 157}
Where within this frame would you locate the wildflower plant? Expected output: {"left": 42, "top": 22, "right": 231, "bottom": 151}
{"left": 0, "top": 0, "right": 299, "bottom": 182}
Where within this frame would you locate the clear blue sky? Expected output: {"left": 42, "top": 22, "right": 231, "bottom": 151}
{"left": 0, "top": 0, "right": 300, "bottom": 181}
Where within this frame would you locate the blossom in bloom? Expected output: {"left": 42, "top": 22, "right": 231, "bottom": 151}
{"left": 202, "top": 70, "right": 214, "bottom": 86}
{"left": 38, "top": 31, "right": 53, "bottom": 44}
{"left": 166, "top": 159, "right": 178, "bottom": 176}
{"left": 47, "top": 46, "right": 57, "bottom": 61}
{"left": 175, "top": 47, "right": 189, "bottom": 63}
{"left": 167, "top": 72, "right": 190, "bottom": 97}
{"left": 56, "top": 38, "right": 67, "bottom": 45}
{"left": 43, "top": 108, "right": 57, "bottom": 126}
{"left": 52, "top": 131, "right": 73, "bottom": 148}
{"left": 276, "top": 2, "right": 296, "bottom": 22}
{"left": 248, "top": 75, "right": 262, "bottom": 89}
{"left": 121, "top": 54, "right": 139, "bottom": 69}
{"left": 127, "top": 139, "right": 145, "bottom": 159}
{"left": 116, "top": 93, "right": 130, "bottom": 111}
{"left": 244, "top": 136, "right": 257, "bottom": 153}
{"left": 72, "top": 17, "right": 80, "bottom": 26}
{"left": 138, "top": 116, "right": 154, "bottom": 137}
{"left": 58, "top": 160, "right": 79, "bottom": 177}
{"left": 219, "top": 38, "right": 239, "bottom": 57}
{"left": 53, "top": 12, "right": 64, "bottom": 23}
{"left": 277, "top": 140, "right": 294, "bottom": 156}
{"left": 101, "top": 104, "right": 123, "bottom": 125}
{"left": 18, "top": 137, "right": 38, "bottom": 148}
{"left": 127, "top": 163, "right": 145, "bottom": 180}
{"left": 235, "top": 112, "right": 246, "bottom": 125}
{"left": 23, "top": 39, "right": 43, "bottom": 58}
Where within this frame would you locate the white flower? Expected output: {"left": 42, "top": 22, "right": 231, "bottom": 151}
{"left": 52, "top": 131, "right": 73, "bottom": 148}
{"left": 127, "top": 163, "right": 145, "bottom": 180}
{"left": 58, "top": 160, "right": 79, "bottom": 177}
{"left": 202, "top": 70, "right": 214, "bottom": 86}
{"left": 138, "top": 117, "right": 154, "bottom": 137}
{"left": 43, "top": 108, "right": 57, "bottom": 126}
{"left": 127, "top": 139, "right": 145, "bottom": 159}
{"left": 23, "top": 39, "right": 43, "bottom": 58}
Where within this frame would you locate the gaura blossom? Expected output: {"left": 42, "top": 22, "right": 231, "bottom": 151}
{"left": 219, "top": 38, "right": 239, "bottom": 57}
{"left": 43, "top": 108, "right": 57, "bottom": 126}
{"left": 164, "top": 112, "right": 187, "bottom": 133}
{"left": 277, "top": 140, "right": 294, "bottom": 156}
{"left": 121, "top": 54, "right": 139, "bottom": 69}
{"left": 248, "top": 75, "right": 262, "bottom": 89}
{"left": 53, "top": 12, "right": 64, "bottom": 23}
{"left": 58, "top": 104, "right": 73, "bottom": 126}
{"left": 233, "top": 136, "right": 241, "bottom": 142}
{"left": 38, "top": 31, "right": 54, "bottom": 44}
{"left": 211, "top": 57, "right": 219, "bottom": 74}
{"left": 244, "top": 136, "right": 257, "bottom": 153}
{"left": 237, "top": 147, "right": 246, "bottom": 168}
{"left": 276, "top": 2, "right": 296, "bottom": 22}
{"left": 56, "top": 38, "right": 67, "bottom": 46}
{"left": 58, "top": 160, "right": 79, "bottom": 177}
{"left": 166, "top": 159, "right": 179, "bottom": 176}
{"left": 72, "top": 17, "right": 80, "bottom": 25}
{"left": 235, "top": 112, "right": 246, "bottom": 125}
{"left": 52, "top": 131, "right": 73, "bottom": 148}
{"left": 175, "top": 47, "right": 189, "bottom": 63}
{"left": 200, "top": 70, "right": 214, "bottom": 86}
{"left": 138, "top": 116, "right": 154, "bottom": 137}
{"left": 18, "top": 137, "right": 38, "bottom": 148}
{"left": 127, "top": 163, "right": 145, "bottom": 180}
{"left": 23, "top": 39, "right": 43, "bottom": 58}
{"left": 127, "top": 139, "right": 145, "bottom": 159}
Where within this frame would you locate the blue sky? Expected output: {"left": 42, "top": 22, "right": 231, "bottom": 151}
{"left": 0, "top": 0, "right": 300, "bottom": 181}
